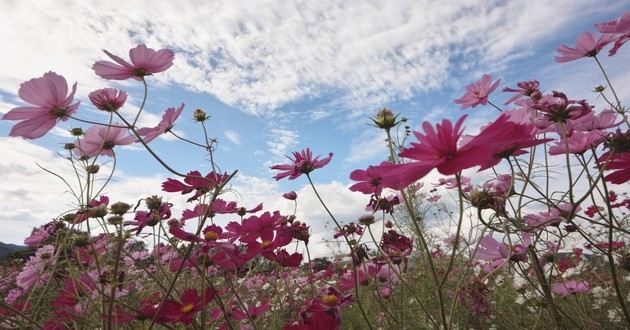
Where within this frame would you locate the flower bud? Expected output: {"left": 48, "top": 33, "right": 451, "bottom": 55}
{"left": 145, "top": 195, "right": 162, "bottom": 210}
{"left": 74, "top": 232, "right": 90, "bottom": 247}
{"left": 193, "top": 108, "right": 209, "bottom": 122}
{"left": 107, "top": 215, "right": 123, "bottom": 225}
{"left": 593, "top": 85, "right": 606, "bottom": 93}
{"left": 89, "top": 205, "right": 108, "bottom": 218}
{"left": 86, "top": 164, "right": 100, "bottom": 174}
{"left": 468, "top": 190, "right": 495, "bottom": 210}
{"left": 358, "top": 215, "right": 375, "bottom": 226}
{"left": 64, "top": 143, "right": 76, "bottom": 150}
{"left": 69, "top": 128, "right": 83, "bottom": 136}
{"left": 110, "top": 202, "right": 131, "bottom": 215}
{"left": 372, "top": 108, "right": 398, "bottom": 129}
{"left": 282, "top": 191, "right": 298, "bottom": 200}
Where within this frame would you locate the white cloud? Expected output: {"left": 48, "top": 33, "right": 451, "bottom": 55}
{"left": 344, "top": 129, "right": 388, "bottom": 164}
{"left": 266, "top": 127, "right": 299, "bottom": 160}
{"left": 224, "top": 129, "right": 242, "bottom": 145}
{"left": 0, "top": 0, "right": 620, "bottom": 117}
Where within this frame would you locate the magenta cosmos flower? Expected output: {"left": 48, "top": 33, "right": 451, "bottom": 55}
{"left": 137, "top": 103, "right": 185, "bottom": 143}
{"left": 349, "top": 161, "right": 396, "bottom": 196}
{"left": 3, "top": 71, "right": 79, "bottom": 139}
{"left": 93, "top": 44, "right": 174, "bottom": 80}
{"left": 88, "top": 88, "right": 127, "bottom": 111}
{"left": 596, "top": 11, "right": 630, "bottom": 56}
{"left": 603, "top": 152, "right": 630, "bottom": 184}
{"left": 271, "top": 148, "right": 333, "bottom": 180}
{"left": 454, "top": 74, "right": 501, "bottom": 109}
{"left": 74, "top": 125, "right": 135, "bottom": 157}
{"left": 555, "top": 32, "right": 615, "bottom": 63}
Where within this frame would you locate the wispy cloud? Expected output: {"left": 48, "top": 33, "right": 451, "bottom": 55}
{"left": 224, "top": 129, "right": 242, "bottom": 145}
{"left": 266, "top": 127, "right": 299, "bottom": 161}
{"left": 0, "top": 0, "right": 618, "bottom": 117}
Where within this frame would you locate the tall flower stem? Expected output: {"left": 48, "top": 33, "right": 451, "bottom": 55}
{"left": 305, "top": 174, "right": 374, "bottom": 330}
{"left": 384, "top": 128, "right": 449, "bottom": 330}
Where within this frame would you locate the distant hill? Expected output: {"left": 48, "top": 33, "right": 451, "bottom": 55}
{"left": 0, "top": 242, "right": 25, "bottom": 259}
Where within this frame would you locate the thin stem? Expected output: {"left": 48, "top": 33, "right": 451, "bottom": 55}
{"left": 132, "top": 79, "right": 149, "bottom": 128}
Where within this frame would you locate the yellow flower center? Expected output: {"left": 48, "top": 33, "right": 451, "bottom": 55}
{"left": 322, "top": 294, "right": 338, "bottom": 306}
{"left": 180, "top": 303, "right": 195, "bottom": 314}
{"left": 204, "top": 230, "right": 219, "bottom": 240}
{"left": 260, "top": 240, "right": 273, "bottom": 249}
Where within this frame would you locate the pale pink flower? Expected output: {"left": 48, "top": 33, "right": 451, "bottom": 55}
{"left": 2, "top": 71, "right": 79, "bottom": 139}
{"left": 552, "top": 280, "right": 590, "bottom": 297}
{"left": 137, "top": 103, "right": 185, "bottom": 143}
{"left": 454, "top": 74, "right": 501, "bottom": 109}
{"left": 503, "top": 80, "right": 541, "bottom": 105}
{"left": 555, "top": 32, "right": 615, "bottom": 63}
{"left": 596, "top": 12, "right": 630, "bottom": 55}
{"left": 24, "top": 222, "right": 59, "bottom": 247}
{"left": 571, "top": 109, "right": 621, "bottom": 132}
{"left": 93, "top": 44, "right": 174, "bottom": 80}
{"left": 88, "top": 88, "right": 127, "bottom": 111}
{"left": 474, "top": 234, "right": 530, "bottom": 272}
{"left": 74, "top": 125, "right": 135, "bottom": 157}
{"left": 548, "top": 130, "right": 606, "bottom": 155}
{"left": 435, "top": 176, "right": 472, "bottom": 192}
{"left": 16, "top": 245, "right": 56, "bottom": 290}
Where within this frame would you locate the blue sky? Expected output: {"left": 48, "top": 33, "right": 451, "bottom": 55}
{"left": 0, "top": 1, "right": 629, "bottom": 254}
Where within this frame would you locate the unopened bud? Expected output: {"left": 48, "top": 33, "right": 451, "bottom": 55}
{"left": 89, "top": 205, "right": 108, "bottom": 218}
{"left": 107, "top": 215, "right": 123, "bottom": 225}
{"left": 74, "top": 232, "right": 90, "bottom": 247}
{"left": 64, "top": 143, "right": 76, "bottom": 150}
{"left": 110, "top": 202, "right": 131, "bottom": 215}
{"left": 372, "top": 108, "right": 398, "bottom": 129}
{"left": 594, "top": 85, "right": 606, "bottom": 93}
{"left": 193, "top": 108, "right": 209, "bottom": 122}
{"left": 145, "top": 195, "right": 162, "bottom": 210}
{"left": 69, "top": 128, "right": 83, "bottom": 136}
{"left": 468, "top": 190, "right": 495, "bottom": 210}
{"left": 358, "top": 215, "right": 375, "bottom": 226}
{"left": 86, "top": 164, "right": 100, "bottom": 174}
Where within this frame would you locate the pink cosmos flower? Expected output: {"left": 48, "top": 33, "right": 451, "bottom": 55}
{"left": 503, "top": 80, "right": 541, "bottom": 105}
{"left": 2, "top": 71, "right": 79, "bottom": 139}
{"left": 596, "top": 12, "right": 630, "bottom": 55}
{"left": 555, "top": 32, "right": 615, "bottom": 63}
{"left": 162, "top": 170, "right": 231, "bottom": 201}
{"left": 474, "top": 234, "right": 530, "bottom": 272}
{"left": 532, "top": 92, "right": 593, "bottom": 133}
{"left": 93, "top": 44, "right": 174, "bottom": 80}
{"left": 552, "top": 280, "right": 590, "bottom": 297}
{"left": 548, "top": 130, "right": 606, "bottom": 155}
{"left": 571, "top": 109, "right": 621, "bottom": 132}
{"left": 16, "top": 245, "right": 56, "bottom": 290}
{"left": 74, "top": 124, "right": 135, "bottom": 157}
{"left": 349, "top": 161, "right": 395, "bottom": 196}
{"left": 524, "top": 202, "right": 579, "bottom": 230}
{"left": 161, "top": 288, "right": 215, "bottom": 325}
{"left": 271, "top": 148, "right": 333, "bottom": 180}
{"left": 137, "top": 103, "right": 185, "bottom": 143}
{"left": 88, "top": 88, "right": 127, "bottom": 112}
{"left": 24, "top": 222, "right": 59, "bottom": 247}
{"left": 378, "top": 116, "right": 470, "bottom": 189}
{"left": 454, "top": 74, "right": 501, "bottom": 109}
{"left": 603, "top": 152, "right": 630, "bottom": 184}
